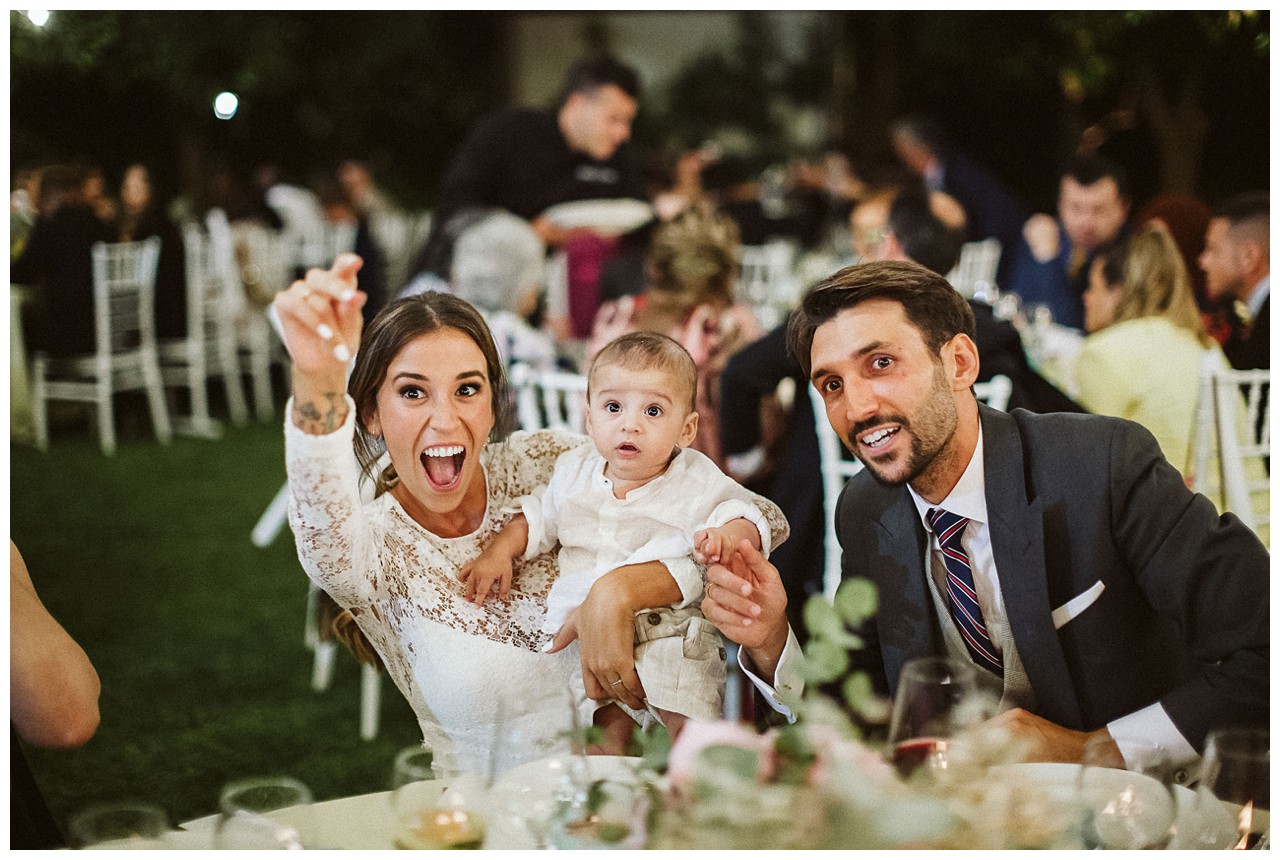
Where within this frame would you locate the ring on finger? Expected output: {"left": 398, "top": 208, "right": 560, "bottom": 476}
{"left": 610, "top": 678, "right": 625, "bottom": 687}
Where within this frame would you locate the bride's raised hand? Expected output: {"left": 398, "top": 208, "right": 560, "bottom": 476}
{"left": 273, "top": 253, "right": 367, "bottom": 376}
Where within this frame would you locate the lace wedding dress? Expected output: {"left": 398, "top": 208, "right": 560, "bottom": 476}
{"left": 287, "top": 402, "right": 585, "bottom": 776}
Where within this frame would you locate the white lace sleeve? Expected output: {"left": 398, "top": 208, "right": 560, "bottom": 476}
{"left": 284, "top": 396, "right": 382, "bottom": 607}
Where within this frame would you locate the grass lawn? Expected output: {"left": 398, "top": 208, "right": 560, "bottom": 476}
{"left": 10, "top": 409, "right": 422, "bottom": 833}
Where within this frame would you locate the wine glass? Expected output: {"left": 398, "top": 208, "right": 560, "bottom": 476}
{"left": 1186, "top": 727, "right": 1270, "bottom": 850}
{"left": 1075, "top": 736, "right": 1179, "bottom": 849}
{"left": 390, "top": 745, "right": 485, "bottom": 849}
{"left": 66, "top": 801, "right": 170, "bottom": 849}
{"left": 213, "top": 776, "right": 312, "bottom": 849}
{"left": 885, "top": 656, "right": 995, "bottom": 780}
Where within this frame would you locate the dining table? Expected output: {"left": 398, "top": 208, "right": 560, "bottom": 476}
{"left": 157, "top": 754, "right": 1261, "bottom": 850}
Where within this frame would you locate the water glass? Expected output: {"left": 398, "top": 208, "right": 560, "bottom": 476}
{"left": 1076, "top": 736, "right": 1179, "bottom": 849}
{"left": 66, "top": 801, "right": 170, "bottom": 849}
{"left": 213, "top": 776, "right": 312, "bottom": 849}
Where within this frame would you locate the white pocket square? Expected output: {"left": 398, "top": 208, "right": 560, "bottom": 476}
{"left": 1051, "top": 580, "right": 1106, "bottom": 630}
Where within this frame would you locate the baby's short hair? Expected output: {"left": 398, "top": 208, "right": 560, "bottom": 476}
{"left": 588, "top": 331, "right": 698, "bottom": 413}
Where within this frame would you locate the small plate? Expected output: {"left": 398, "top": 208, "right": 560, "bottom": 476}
{"left": 540, "top": 199, "right": 654, "bottom": 235}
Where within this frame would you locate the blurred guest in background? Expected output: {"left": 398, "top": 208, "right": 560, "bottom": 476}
{"left": 115, "top": 163, "right": 188, "bottom": 339}
{"left": 12, "top": 163, "right": 114, "bottom": 357}
{"left": 337, "top": 159, "right": 394, "bottom": 219}
{"left": 1199, "top": 192, "right": 1270, "bottom": 372}
{"left": 590, "top": 203, "right": 762, "bottom": 468}
{"left": 11, "top": 164, "right": 43, "bottom": 259}
{"left": 890, "top": 115, "right": 1029, "bottom": 285}
{"left": 1133, "top": 192, "right": 1244, "bottom": 348}
{"left": 1008, "top": 153, "right": 1130, "bottom": 330}
{"left": 411, "top": 55, "right": 648, "bottom": 297}
{"left": 316, "top": 171, "right": 387, "bottom": 324}
{"left": 77, "top": 163, "right": 117, "bottom": 224}
{"left": 1076, "top": 226, "right": 1221, "bottom": 482}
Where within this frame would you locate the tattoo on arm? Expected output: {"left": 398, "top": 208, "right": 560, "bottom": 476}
{"left": 293, "top": 392, "right": 346, "bottom": 434}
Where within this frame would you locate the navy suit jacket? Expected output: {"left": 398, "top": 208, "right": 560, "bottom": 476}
{"left": 836, "top": 405, "right": 1269, "bottom": 751}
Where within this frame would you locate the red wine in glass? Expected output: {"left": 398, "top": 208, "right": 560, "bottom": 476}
{"left": 891, "top": 738, "right": 950, "bottom": 778}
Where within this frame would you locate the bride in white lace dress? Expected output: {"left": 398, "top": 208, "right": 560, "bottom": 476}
{"left": 274, "top": 255, "right": 785, "bottom": 777}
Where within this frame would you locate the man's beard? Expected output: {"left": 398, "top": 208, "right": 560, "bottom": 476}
{"left": 844, "top": 365, "right": 957, "bottom": 489}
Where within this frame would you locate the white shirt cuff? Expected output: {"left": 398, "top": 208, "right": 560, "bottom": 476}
{"left": 1106, "top": 703, "right": 1200, "bottom": 771}
{"left": 736, "top": 626, "right": 804, "bottom": 722}
{"left": 703, "top": 499, "right": 773, "bottom": 557}
{"left": 660, "top": 556, "right": 706, "bottom": 609}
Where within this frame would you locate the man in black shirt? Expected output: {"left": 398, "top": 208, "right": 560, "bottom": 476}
{"left": 414, "top": 55, "right": 647, "bottom": 284}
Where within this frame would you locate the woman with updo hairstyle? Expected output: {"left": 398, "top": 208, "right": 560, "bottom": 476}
{"left": 590, "top": 202, "right": 764, "bottom": 467}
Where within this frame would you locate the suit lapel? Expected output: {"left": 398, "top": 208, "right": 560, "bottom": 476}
{"left": 981, "top": 407, "right": 1083, "bottom": 728}
{"left": 871, "top": 490, "right": 937, "bottom": 692}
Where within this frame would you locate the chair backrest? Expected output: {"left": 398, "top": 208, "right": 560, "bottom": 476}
{"left": 737, "top": 240, "right": 800, "bottom": 330}
{"left": 1192, "top": 355, "right": 1270, "bottom": 535}
{"left": 181, "top": 225, "right": 244, "bottom": 343}
{"left": 91, "top": 237, "right": 162, "bottom": 355}
{"left": 508, "top": 362, "right": 589, "bottom": 433}
{"left": 947, "top": 238, "right": 1002, "bottom": 300}
{"left": 808, "top": 373, "right": 1013, "bottom": 596}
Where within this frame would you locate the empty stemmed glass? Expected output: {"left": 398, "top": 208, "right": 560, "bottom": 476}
{"left": 1186, "top": 727, "right": 1270, "bottom": 850}
{"left": 213, "top": 776, "right": 312, "bottom": 849}
{"left": 66, "top": 801, "right": 171, "bottom": 849}
{"left": 1075, "top": 736, "right": 1180, "bottom": 849}
{"left": 885, "top": 656, "right": 996, "bottom": 781}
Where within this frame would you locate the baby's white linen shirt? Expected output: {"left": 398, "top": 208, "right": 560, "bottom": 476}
{"left": 519, "top": 445, "right": 772, "bottom": 633}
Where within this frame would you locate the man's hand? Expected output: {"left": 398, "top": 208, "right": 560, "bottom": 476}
{"left": 1022, "top": 214, "right": 1060, "bottom": 264}
{"left": 984, "top": 708, "right": 1123, "bottom": 766}
{"left": 700, "top": 541, "right": 789, "bottom": 678}
{"left": 693, "top": 518, "right": 761, "bottom": 566}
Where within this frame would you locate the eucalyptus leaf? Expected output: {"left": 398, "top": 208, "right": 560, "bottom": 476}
{"left": 803, "top": 595, "right": 844, "bottom": 640}
{"left": 842, "top": 671, "right": 874, "bottom": 711}
{"left": 798, "top": 639, "right": 850, "bottom": 683}
{"left": 834, "top": 578, "right": 878, "bottom": 625}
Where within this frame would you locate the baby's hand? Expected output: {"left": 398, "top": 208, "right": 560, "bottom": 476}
{"left": 693, "top": 526, "right": 730, "bottom": 565}
{"left": 458, "top": 552, "right": 514, "bottom": 607}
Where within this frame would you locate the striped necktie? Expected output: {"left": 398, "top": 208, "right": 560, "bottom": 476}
{"left": 927, "top": 507, "right": 1003, "bottom": 677}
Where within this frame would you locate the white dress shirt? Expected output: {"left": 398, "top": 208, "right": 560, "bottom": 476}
{"left": 745, "top": 426, "right": 1200, "bottom": 769}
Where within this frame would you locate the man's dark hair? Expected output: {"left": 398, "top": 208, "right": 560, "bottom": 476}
{"left": 787, "top": 260, "right": 977, "bottom": 379}
{"left": 558, "top": 55, "right": 641, "bottom": 105}
{"left": 887, "top": 187, "right": 966, "bottom": 276}
{"left": 1060, "top": 152, "right": 1130, "bottom": 200}
{"left": 1214, "top": 191, "right": 1269, "bottom": 229}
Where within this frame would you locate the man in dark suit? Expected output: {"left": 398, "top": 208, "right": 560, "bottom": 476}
{"left": 1200, "top": 192, "right": 1269, "bottom": 372}
{"left": 702, "top": 260, "right": 1269, "bottom": 768}
{"left": 1007, "top": 154, "right": 1130, "bottom": 330}
{"left": 890, "top": 116, "right": 1029, "bottom": 288}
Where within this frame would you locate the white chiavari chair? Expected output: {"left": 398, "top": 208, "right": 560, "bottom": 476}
{"left": 31, "top": 238, "right": 172, "bottom": 455}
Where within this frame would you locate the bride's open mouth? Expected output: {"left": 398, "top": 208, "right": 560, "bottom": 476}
{"left": 421, "top": 445, "right": 465, "bottom": 491}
